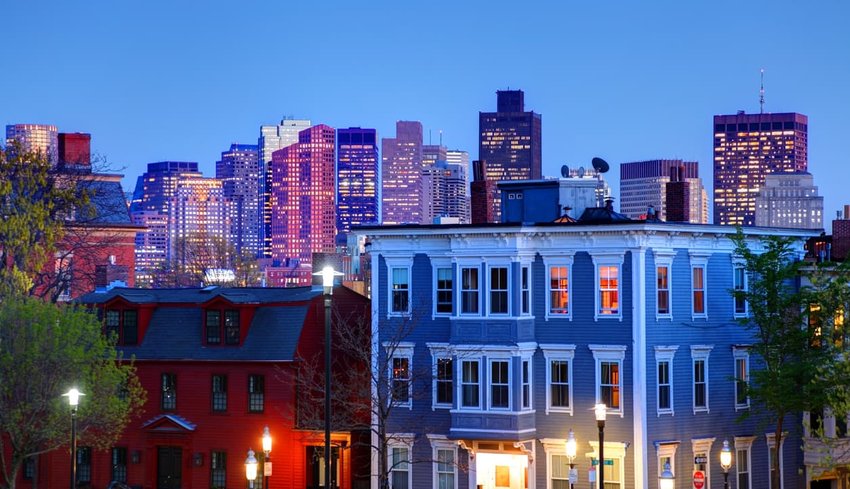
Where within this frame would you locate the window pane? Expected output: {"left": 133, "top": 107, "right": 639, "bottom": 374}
{"left": 490, "top": 361, "right": 509, "bottom": 408}
{"left": 105, "top": 310, "right": 120, "bottom": 339}
{"left": 549, "top": 266, "right": 569, "bottom": 314}
{"left": 392, "top": 268, "right": 409, "bottom": 313}
{"left": 123, "top": 310, "right": 138, "bottom": 345}
{"left": 489, "top": 267, "right": 508, "bottom": 314}
{"left": 206, "top": 310, "right": 221, "bottom": 344}
{"left": 550, "top": 360, "right": 570, "bottom": 408}
{"left": 436, "top": 268, "right": 453, "bottom": 314}
{"left": 249, "top": 375, "right": 264, "bottom": 412}
{"left": 161, "top": 373, "right": 176, "bottom": 410}
{"left": 599, "top": 265, "right": 619, "bottom": 315}
{"left": 436, "top": 358, "right": 453, "bottom": 405}
{"left": 212, "top": 375, "right": 227, "bottom": 412}
{"left": 461, "top": 268, "right": 479, "bottom": 314}
{"left": 224, "top": 310, "right": 240, "bottom": 344}
{"left": 461, "top": 361, "right": 479, "bottom": 407}
{"left": 392, "top": 357, "right": 410, "bottom": 403}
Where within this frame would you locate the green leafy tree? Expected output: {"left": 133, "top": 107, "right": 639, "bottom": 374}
{"left": 0, "top": 297, "right": 146, "bottom": 489}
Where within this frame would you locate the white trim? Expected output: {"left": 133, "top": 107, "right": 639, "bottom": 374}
{"left": 586, "top": 441, "right": 627, "bottom": 489}
{"left": 385, "top": 342, "right": 414, "bottom": 410}
{"left": 655, "top": 441, "right": 679, "bottom": 482}
{"left": 432, "top": 260, "right": 453, "bottom": 317}
{"left": 589, "top": 345, "right": 627, "bottom": 417}
{"left": 428, "top": 435, "right": 458, "bottom": 489}
{"left": 734, "top": 436, "right": 755, "bottom": 489}
{"left": 459, "top": 264, "right": 482, "bottom": 316}
{"left": 654, "top": 346, "right": 678, "bottom": 416}
{"left": 387, "top": 435, "right": 414, "bottom": 489}
{"left": 487, "top": 263, "right": 511, "bottom": 316}
{"left": 691, "top": 437, "right": 715, "bottom": 489}
{"left": 543, "top": 256, "right": 574, "bottom": 320}
{"left": 520, "top": 264, "right": 532, "bottom": 317}
{"left": 734, "top": 346, "right": 751, "bottom": 410}
{"left": 386, "top": 257, "right": 413, "bottom": 318}
{"left": 591, "top": 251, "right": 625, "bottom": 321}
{"left": 487, "top": 357, "right": 512, "bottom": 410}
{"left": 733, "top": 260, "right": 749, "bottom": 318}
{"left": 427, "top": 343, "right": 453, "bottom": 410}
{"left": 633, "top": 248, "right": 649, "bottom": 489}
{"left": 766, "top": 433, "right": 785, "bottom": 489}
{"left": 541, "top": 344, "right": 576, "bottom": 415}
{"left": 690, "top": 345, "right": 713, "bottom": 414}
{"left": 458, "top": 357, "right": 482, "bottom": 410}
{"left": 654, "top": 249, "right": 675, "bottom": 320}
{"left": 521, "top": 357, "right": 533, "bottom": 411}
{"left": 689, "top": 252, "right": 710, "bottom": 320}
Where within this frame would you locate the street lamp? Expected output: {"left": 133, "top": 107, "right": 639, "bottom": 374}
{"left": 63, "top": 388, "right": 84, "bottom": 489}
{"left": 245, "top": 448, "right": 258, "bottom": 489}
{"left": 659, "top": 461, "right": 675, "bottom": 489}
{"left": 565, "top": 429, "right": 577, "bottom": 489}
{"left": 595, "top": 403, "right": 607, "bottom": 489}
{"left": 720, "top": 439, "right": 733, "bottom": 489}
{"left": 314, "top": 265, "right": 342, "bottom": 489}
{"left": 262, "top": 426, "right": 272, "bottom": 488}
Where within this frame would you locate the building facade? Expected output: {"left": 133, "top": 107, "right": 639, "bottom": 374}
{"left": 216, "top": 144, "right": 261, "bottom": 256}
{"left": 420, "top": 160, "right": 470, "bottom": 224}
{"left": 381, "top": 121, "right": 424, "bottom": 225}
{"left": 5, "top": 123, "right": 59, "bottom": 165}
{"left": 168, "top": 176, "right": 230, "bottom": 268}
{"left": 713, "top": 112, "right": 808, "bottom": 226}
{"left": 620, "top": 160, "right": 708, "bottom": 223}
{"left": 360, "top": 218, "right": 815, "bottom": 489}
{"left": 337, "top": 127, "right": 379, "bottom": 236}
{"left": 58, "top": 132, "right": 92, "bottom": 170}
{"left": 754, "top": 171, "right": 824, "bottom": 230}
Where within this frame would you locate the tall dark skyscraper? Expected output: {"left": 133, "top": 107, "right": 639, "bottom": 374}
{"left": 713, "top": 111, "right": 808, "bottom": 226}
{"left": 381, "top": 121, "right": 423, "bottom": 225}
{"left": 478, "top": 89, "right": 542, "bottom": 221}
{"left": 216, "top": 144, "right": 260, "bottom": 256}
{"left": 336, "top": 127, "right": 379, "bottom": 235}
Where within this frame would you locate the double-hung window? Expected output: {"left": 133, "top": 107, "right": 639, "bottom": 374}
{"left": 390, "top": 267, "right": 411, "bottom": 315}
{"left": 654, "top": 346, "right": 678, "bottom": 416}
{"left": 435, "top": 267, "right": 453, "bottom": 315}
{"left": 766, "top": 433, "right": 784, "bottom": 489}
{"left": 111, "top": 447, "right": 127, "bottom": 483}
{"left": 521, "top": 359, "right": 532, "bottom": 410}
{"left": 388, "top": 343, "right": 414, "bottom": 408}
{"left": 428, "top": 343, "right": 453, "bottom": 409}
{"left": 489, "top": 359, "right": 510, "bottom": 409}
{"left": 591, "top": 252, "right": 625, "bottom": 320}
{"left": 590, "top": 345, "right": 626, "bottom": 415}
{"left": 105, "top": 309, "right": 138, "bottom": 345}
{"left": 248, "top": 374, "right": 264, "bottom": 413}
{"left": 545, "top": 256, "right": 573, "bottom": 318}
{"left": 734, "top": 347, "right": 750, "bottom": 409}
{"left": 542, "top": 344, "right": 575, "bottom": 414}
{"left": 735, "top": 437, "right": 754, "bottom": 489}
{"left": 76, "top": 447, "right": 92, "bottom": 484}
{"left": 430, "top": 439, "right": 457, "bottom": 489}
{"left": 211, "top": 374, "right": 227, "bottom": 412}
{"left": 654, "top": 250, "right": 675, "bottom": 319}
{"left": 210, "top": 451, "right": 227, "bottom": 489}
{"left": 656, "top": 443, "right": 678, "bottom": 489}
{"left": 520, "top": 265, "right": 531, "bottom": 315}
{"left": 690, "top": 253, "right": 710, "bottom": 318}
{"left": 460, "top": 359, "right": 481, "bottom": 408}
{"left": 691, "top": 345, "right": 712, "bottom": 413}
{"left": 489, "top": 266, "right": 509, "bottom": 315}
{"left": 161, "top": 372, "right": 177, "bottom": 411}
{"left": 206, "top": 309, "right": 240, "bottom": 345}
{"left": 389, "top": 441, "right": 412, "bottom": 489}
{"left": 734, "top": 263, "right": 748, "bottom": 316}
{"left": 460, "top": 267, "right": 480, "bottom": 314}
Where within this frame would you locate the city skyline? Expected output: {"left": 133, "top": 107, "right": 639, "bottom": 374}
{"left": 3, "top": 2, "right": 848, "bottom": 220}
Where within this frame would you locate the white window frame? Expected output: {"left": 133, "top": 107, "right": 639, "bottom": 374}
{"left": 541, "top": 344, "right": 576, "bottom": 415}
{"left": 734, "top": 346, "right": 751, "bottom": 410}
{"left": 733, "top": 260, "right": 749, "bottom": 317}
{"left": 520, "top": 264, "right": 532, "bottom": 316}
{"left": 432, "top": 258, "right": 453, "bottom": 317}
{"left": 386, "top": 257, "right": 413, "bottom": 317}
{"left": 487, "top": 264, "right": 510, "bottom": 316}
{"left": 591, "top": 251, "right": 625, "bottom": 321}
{"left": 521, "top": 357, "right": 532, "bottom": 411}
{"left": 589, "top": 345, "right": 627, "bottom": 417}
{"left": 459, "top": 265, "right": 481, "bottom": 316}
{"left": 654, "top": 346, "right": 678, "bottom": 416}
{"left": 691, "top": 345, "right": 712, "bottom": 414}
{"left": 458, "top": 357, "right": 482, "bottom": 410}
{"left": 487, "top": 358, "right": 511, "bottom": 410}
{"left": 428, "top": 435, "right": 458, "bottom": 489}
{"left": 766, "top": 433, "right": 785, "bottom": 489}
{"left": 542, "top": 254, "right": 574, "bottom": 320}
{"left": 691, "top": 437, "right": 715, "bottom": 489}
{"left": 654, "top": 249, "right": 675, "bottom": 320}
{"left": 427, "top": 343, "right": 453, "bottom": 410}
{"left": 689, "top": 252, "right": 710, "bottom": 319}
{"left": 385, "top": 342, "right": 414, "bottom": 409}
{"left": 388, "top": 435, "right": 414, "bottom": 489}
{"left": 734, "top": 436, "right": 755, "bottom": 489}
{"left": 587, "top": 441, "right": 627, "bottom": 489}
{"left": 656, "top": 442, "right": 678, "bottom": 486}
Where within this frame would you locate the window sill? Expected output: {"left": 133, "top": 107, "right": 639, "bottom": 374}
{"left": 693, "top": 407, "right": 709, "bottom": 414}
{"left": 546, "top": 407, "right": 574, "bottom": 416}
{"left": 657, "top": 410, "right": 674, "bottom": 417}
{"left": 450, "top": 409, "right": 524, "bottom": 416}
{"left": 432, "top": 404, "right": 452, "bottom": 411}
{"left": 735, "top": 404, "right": 750, "bottom": 411}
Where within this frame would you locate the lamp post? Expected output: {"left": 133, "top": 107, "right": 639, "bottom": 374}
{"left": 659, "top": 461, "right": 675, "bottom": 489}
{"left": 315, "top": 265, "right": 342, "bottom": 489}
{"left": 63, "top": 388, "right": 84, "bottom": 489}
{"left": 720, "top": 439, "right": 733, "bottom": 489}
{"left": 262, "top": 426, "right": 272, "bottom": 489}
{"left": 565, "top": 429, "right": 577, "bottom": 489}
{"left": 595, "top": 403, "right": 607, "bottom": 489}
{"left": 245, "top": 449, "right": 258, "bottom": 489}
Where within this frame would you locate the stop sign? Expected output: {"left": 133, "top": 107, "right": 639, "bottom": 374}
{"left": 693, "top": 470, "right": 706, "bottom": 489}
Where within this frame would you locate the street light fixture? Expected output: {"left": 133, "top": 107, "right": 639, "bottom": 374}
{"left": 262, "top": 426, "right": 272, "bottom": 488}
{"left": 595, "top": 403, "right": 607, "bottom": 489}
{"left": 565, "top": 429, "right": 577, "bottom": 489}
{"left": 63, "top": 388, "right": 84, "bottom": 489}
{"left": 659, "top": 461, "right": 675, "bottom": 489}
{"left": 245, "top": 448, "right": 258, "bottom": 489}
{"left": 720, "top": 439, "right": 733, "bottom": 489}
{"left": 314, "top": 265, "right": 342, "bottom": 489}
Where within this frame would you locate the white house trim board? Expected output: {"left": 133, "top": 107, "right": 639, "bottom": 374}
{"left": 653, "top": 248, "right": 675, "bottom": 320}
{"left": 589, "top": 345, "right": 627, "bottom": 417}
{"left": 590, "top": 250, "right": 626, "bottom": 321}
{"left": 765, "top": 432, "right": 786, "bottom": 489}
{"left": 632, "top": 248, "right": 648, "bottom": 489}
{"left": 655, "top": 441, "right": 679, "bottom": 480}
{"left": 542, "top": 255, "right": 575, "bottom": 321}
{"left": 654, "top": 346, "right": 678, "bottom": 417}
{"left": 370, "top": 253, "right": 381, "bottom": 489}
{"left": 690, "top": 345, "right": 713, "bottom": 414}
{"left": 691, "top": 437, "right": 715, "bottom": 489}
{"left": 541, "top": 344, "right": 576, "bottom": 416}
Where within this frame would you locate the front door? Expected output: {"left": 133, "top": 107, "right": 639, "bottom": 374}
{"left": 157, "top": 446, "right": 182, "bottom": 489}
{"left": 306, "top": 446, "right": 339, "bottom": 489}
{"left": 476, "top": 452, "right": 529, "bottom": 489}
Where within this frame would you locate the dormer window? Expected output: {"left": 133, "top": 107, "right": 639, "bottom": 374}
{"left": 205, "top": 309, "right": 240, "bottom": 345}
{"left": 104, "top": 309, "right": 138, "bottom": 345}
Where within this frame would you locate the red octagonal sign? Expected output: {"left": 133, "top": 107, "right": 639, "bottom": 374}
{"left": 693, "top": 470, "right": 706, "bottom": 489}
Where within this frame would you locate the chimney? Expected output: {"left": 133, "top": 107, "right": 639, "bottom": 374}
{"left": 833, "top": 205, "right": 850, "bottom": 261}
{"left": 665, "top": 165, "right": 690, "bottom": 222}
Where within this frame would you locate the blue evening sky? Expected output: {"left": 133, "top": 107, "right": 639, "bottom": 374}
{"left": 3, "top": 1, "right": 849, "bottom": 221}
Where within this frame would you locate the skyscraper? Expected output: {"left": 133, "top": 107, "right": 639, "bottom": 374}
{"left": 754, "top": 172, "right": 823, "bottom": 229}
{"left": 5, "top": 123, "right": 59, "bottom": 165}
{"left": 619, "top": 159, "right": 708, "bottom": 223}
{"left": 258, "top": 118, "right": 312, "bottom": 257}
{"left": 478, "top": 90, "right": 542, "bottom": 221}
{"left": 269, "top": 124, "right": 336, "bottom": 270}
{"left": 337, "top": 128, "right": 379, "bottom": 235}
{"left": 216, "top": 144, "right": 260, "bottom": 256}
{"left": 713, "top": 111, "right": 808, "bottom": 226}
{"left": 420, "top": 159, "right": 470, "bottom": 224}
{"left": 381, "top": 121, "right": 424, "bottom": 225}
{"left": 168, "top": 176, "right": 229, "bottom": 268}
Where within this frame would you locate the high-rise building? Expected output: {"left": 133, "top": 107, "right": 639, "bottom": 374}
{"left": 446, "top": 149, "right": 470, "bottom": 170}
{"left": 259, "top": 118, "right": 312, "bottom": 257}
{"left": 269, "top": 125, "right": 336, "bottom": 273}
{"left": 5, "top": 123, "right": 59, "bottom": 165}
{"left": 421, "top": 160, "right": 470, "bottom": 224}
{"left": 619, "top": 159, "right": 708, "bottom": 223}
{"left": 168, "top": 177, "right": 229, "bottom": 267}
{"left": 337, "top": 128, "right": 379, "bottom": 235}
{"left": 713, "top": 111, "right": 808, "bottom": 226}
{"left": 216, "top": 144, "right": 260, "bottom": 256}
{"left": 381, "top": 121, "right": 424, "bottom": 225}
{"left": 423, "top": 144, "right": 447, "bottom": 167}
{"left": 478, "top": 90, "right": 542, "bottom": 221}
{"left": 58, "top": 132, "right": 91, "bottom": 170}
{"left": 754, "top": 172, "right": 823, "bottom": 229}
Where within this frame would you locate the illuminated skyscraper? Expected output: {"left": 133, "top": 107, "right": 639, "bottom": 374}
{"left": 216, "top": 144, "right": 260, "bottom": 256}
{"left": 446, "top": 149, "right": 470, "bottom": 170}
{"left": 5, "top": 123, "right": 59, "bottom": 165}
{"left": 259, "top": 118, "right": 311, "bottom": 257}
{"left": 421, "top": 159, "right": 470, "bottom": 224}
{"left": 337, "top": 128, "right": 379, "bottom": 235}
{"left": 619, "top": 159, "right": 708, "bottom": 223}
{"left": 713, "top": 112, "right": 808, "bottom": 226}
{"left": 269, "top": 124, "right": 336, "bottom": 270}
{"left": 381, "top": 121, "right": 424, "bottom": 225}
{"left": 754, "top": 172, "right": 823, "bottom": 229}
{"left": 168, "top": 177, "right": 229, "bottom": 267}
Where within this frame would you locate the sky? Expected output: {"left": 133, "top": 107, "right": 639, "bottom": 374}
{"left": 3, "top": 1, "right": 849, "bottom": 222}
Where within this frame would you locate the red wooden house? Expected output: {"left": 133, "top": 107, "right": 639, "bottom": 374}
{"left": 21, "top": 285, "right": 369, "bottom": 489}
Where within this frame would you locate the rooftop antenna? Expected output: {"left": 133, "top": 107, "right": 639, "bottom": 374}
{"left": 759, "top": 68, "right": 765, "bottom": 114}
{"left": 439, "top": 129, "right": 443, "bottom": 147}
{"left": 429, "top": 129, "right": 432, "bottom": 145}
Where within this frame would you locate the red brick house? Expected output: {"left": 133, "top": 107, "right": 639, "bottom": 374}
{"left": 21, "top": 285, "right": 369, "bottom": 489}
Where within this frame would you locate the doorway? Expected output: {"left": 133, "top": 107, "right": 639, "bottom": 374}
{"left": 157, "top": 446, "right": 182, "bottom": 489}
{"left": 307, "top": 446, "right": 340, "bottom": 489}
{"left": 476, "top": 452, "right": 529, "bottom": 489}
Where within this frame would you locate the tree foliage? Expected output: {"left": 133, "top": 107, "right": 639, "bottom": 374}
{"left": 145, "top": 233, "right": 261, "bottom": 288}
{"left": 0, "top": 297, "right": 146, "bottom": 489}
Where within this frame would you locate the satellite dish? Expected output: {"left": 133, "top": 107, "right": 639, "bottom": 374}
{"left": 591, "top": 157, "right": 610, "bottom": 174}
{"left": 560, "top": 165, "right": 570, "bottom": 178}
{"left": 577, "top": 166, "right": 585, "bottom": 178}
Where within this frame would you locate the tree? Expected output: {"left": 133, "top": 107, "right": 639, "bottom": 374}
{"left": 147, "top": 233, "right": 261, "bottom": 288}
{"left": 0, "top": 297, "right": 146, "bottom": 489}
{"left": 731, "top": 230, "right": 850, "bottom": 489}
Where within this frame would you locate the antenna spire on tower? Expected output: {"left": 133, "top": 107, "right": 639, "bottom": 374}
{"left": 759, "top": 68, "right": 765, "bottom": 114}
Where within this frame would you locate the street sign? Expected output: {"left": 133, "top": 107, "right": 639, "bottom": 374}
{"left": 694, "top": 456, "right": 708, "bottom": 464}
{"left": 693, "top": 470, "right": 705, "bottom": 489}
{"left": 591, "top": 458, "right": 614, "bottom": 466}
{"left": 264, "top": 462, "right": 272, "bottom": 476}
{"left": 569, "top": 468, "right": 578, "bottom": 484}
{"left": 589, "top": 466, "right": 596, "bottom": 483}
